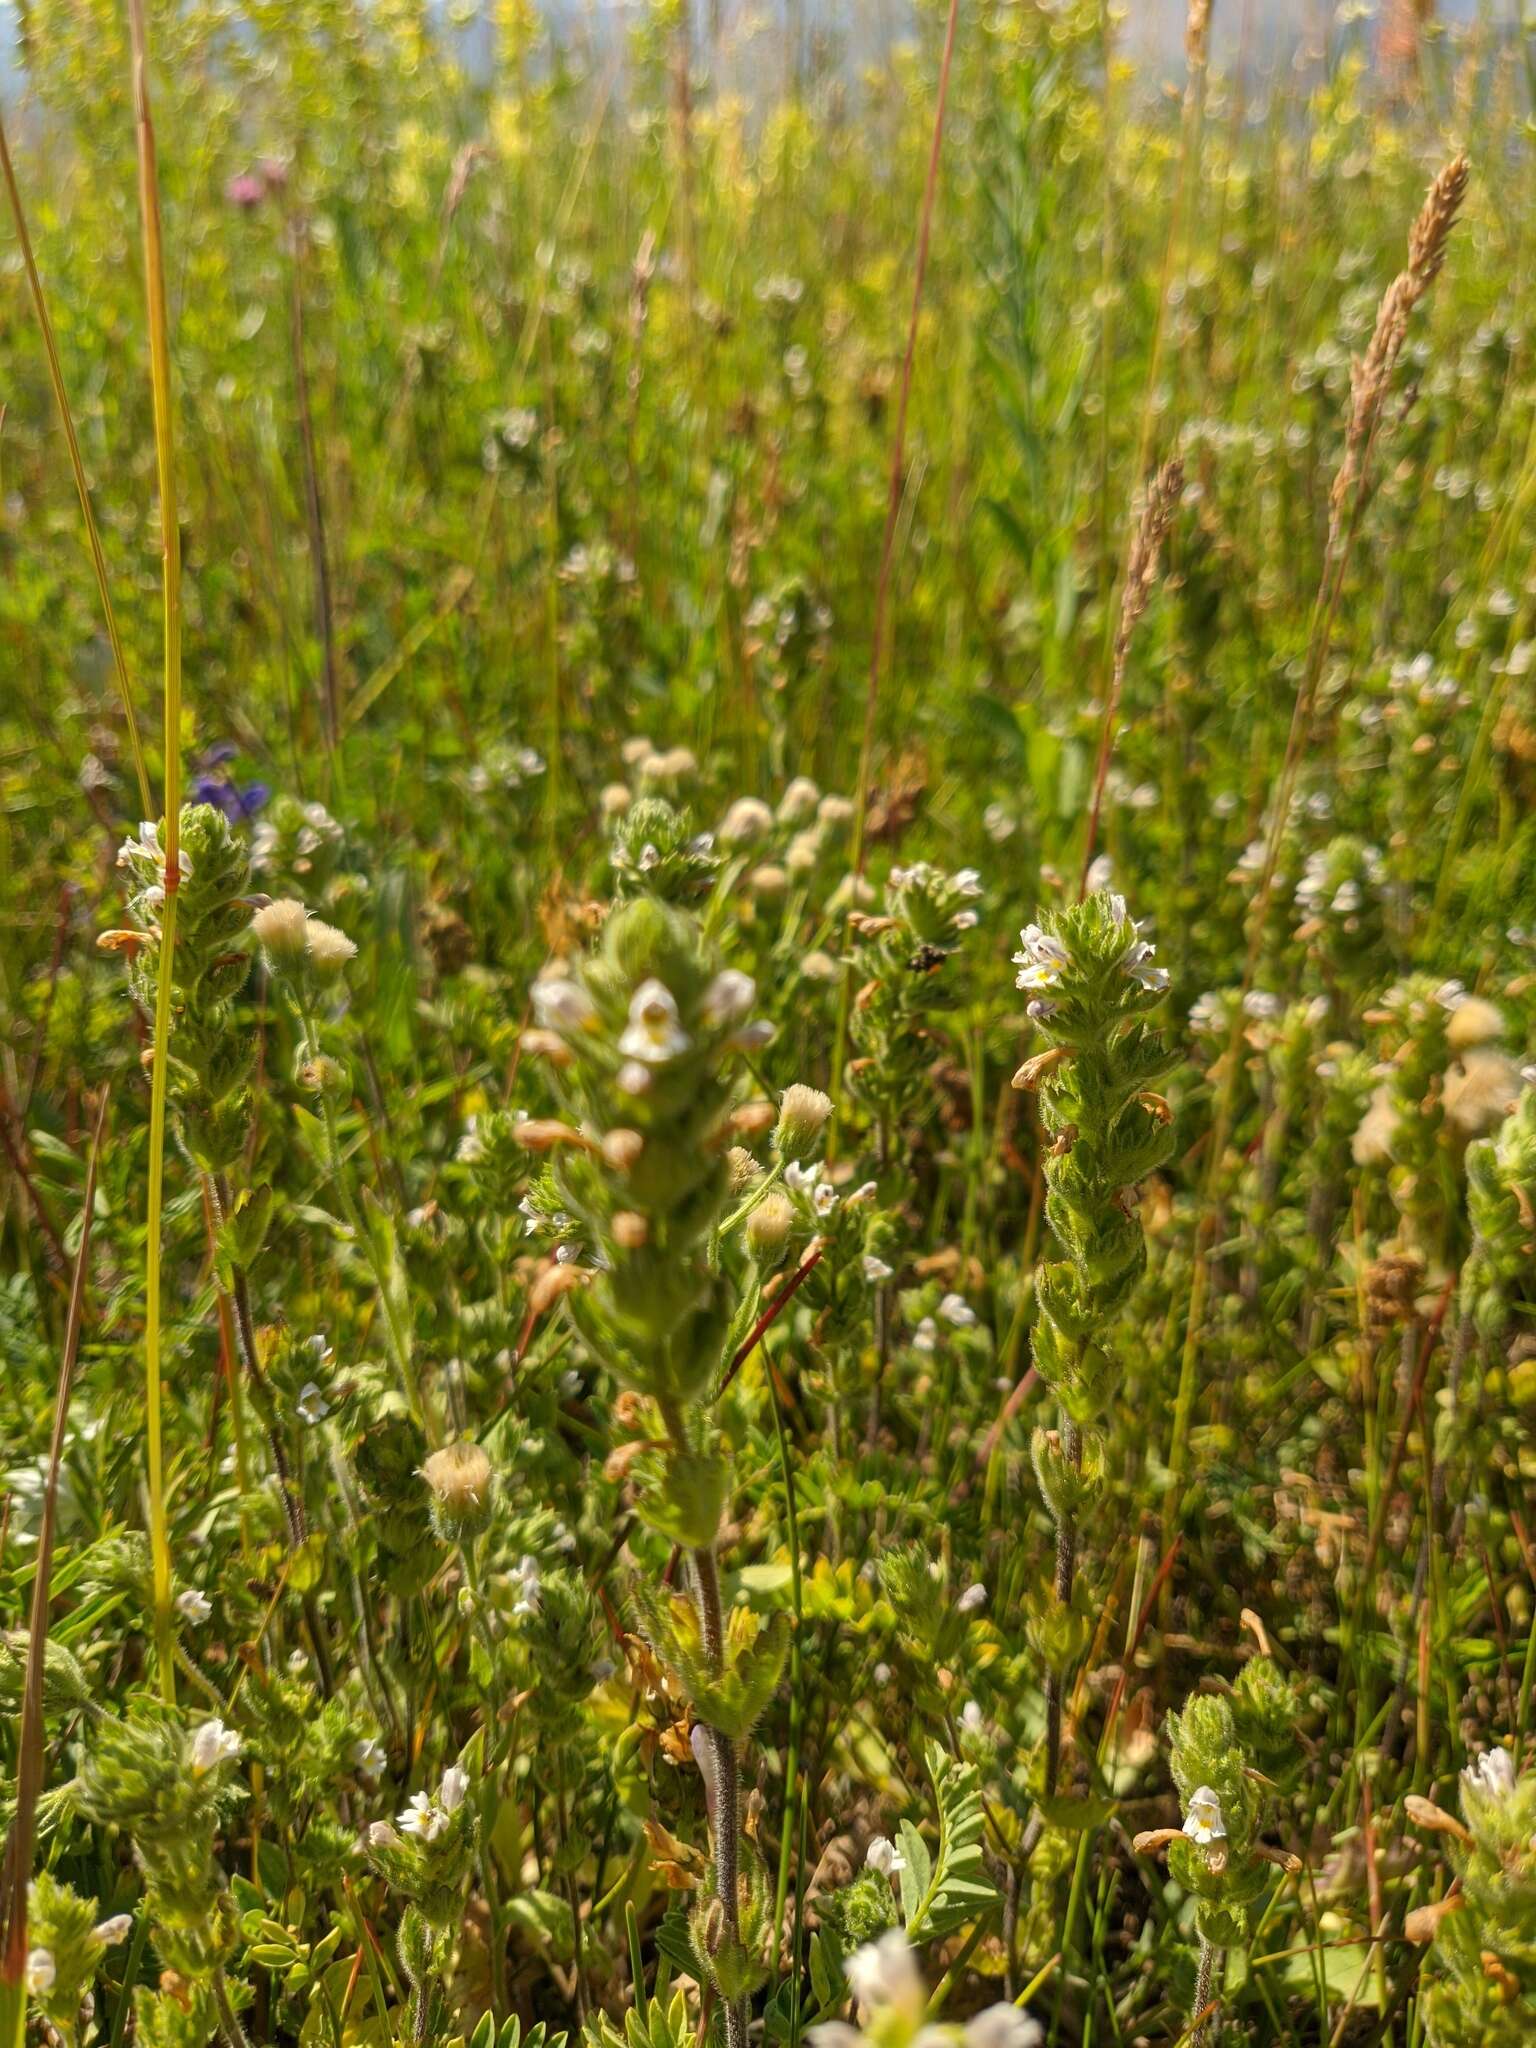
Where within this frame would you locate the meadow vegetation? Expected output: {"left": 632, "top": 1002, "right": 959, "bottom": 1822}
{"left": 3, "top": 3, "right": 1536, "bottom": 2044}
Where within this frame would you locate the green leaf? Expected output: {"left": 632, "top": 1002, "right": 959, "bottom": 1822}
{"left": 1036, "top": 1792, "right": 1117, "bottom": 1831}
{"left": 737, "top": 1562, "right": 794, "bottom": 1594}
{"left": 903, "top": 1742, "right": 999, "bottom": 1944}
{"left": 896, "top": 1817, "right": 930, "bottom": 1928}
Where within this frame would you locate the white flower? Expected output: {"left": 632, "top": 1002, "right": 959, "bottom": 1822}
{"left": 618, "top": 979, "right": 691, "bottom": 1064}
{"left": 1462, "top": 1747, "right": 1516, "bottom": 1803}
{"left": 912, "top": 1317, "right": 938, "bottom": 1355}
{"left": 25, "top": 1949, "right": 55, "bottom": 1997}
{"left": 730, "top": 1017, "right": 777, "bottom": 1052}
{"left": 439, "top": 1765, "right": 470, "bottom": 1813}
{"left": 353, "top": 1737, "right": 387, "bottom": 1781}
{"left": 513, "top": 1554, "right": 542, "bottom": 1617}
{"left": 785, "top": 1161, "right": 820, "bottom": 1194}
{"left": 117, "top": 819, "right": 192, "bottom": 883}
{"left": 964, "top": 2005, "right": 1044, "bottom": 2048}
{"left": 92, "top": 1916, "right": 133, "bottom": 1947}
{"left": 807, "top": 2024, "right": 861, "bottom": 2048}
{"left": 952, "top": 867, "right": 982, "bottom": 897}
{"left": 176, "top": 1588, "right": 212, "bottom": 1624}
{"left": 959, "top": 1700, "right": 985, "bottom": 1735}
{"left": 532, "top": 976, "right": 596, "bottom": 1033}
{"left": 190, "top": 1719, "right": 241, "bottom": 1776}
{"left": 812, "top": 1182, "right": 838, "bottom": 1217}
{"left": 1016, "top": 922, "right": 1069, "bottom": 965}
{"left": 398, "top": 1791, "right": 446, "bottom": 1842}
{"left": 1182, "top": 1785, "right": 1227, "bottom": 1845}
{"left": 956, "top": 1583, "right": 988, "bottom": 1614}
{"left": 1084, "top": 854, "right": 1114, "bottom": 892}
{"left": 864, "top": 1834, "right": 906, "bottom": 1877}
{"left": 861, "top": 1253, "right": 893, "bottom": 1283}
{"left": 1189, "top": 992, "right": 1226, "bottom": 1034}
{"left": 845, "top": 1929, "right": 924, "bottom": 2021}
{"left": 617, "top": 1060, "right": 653, "bottom": 1096}
{"left": 1119, "top": 939, "right": 1169, "bottom": 992}
{"left": 368, "top": 1821, "right": 404, "bottom": 1849}
{"left": 297, "top": 1381, "right": 330, "bottom": 1424}
{"left": 938, "top": 1292, "right": 976, "bottom": 1328}
{"left": 701, "top": 970, "right": 757, "bottom": 1027}
{"left": 1015, "top": 959, "right": 1062, "bottom": 996}
{"left": 1241, "top": 990, "right": 1283, "bottom": 1021}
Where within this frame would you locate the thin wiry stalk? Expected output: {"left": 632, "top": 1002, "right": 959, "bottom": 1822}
{"left": 1161, "top": 154, "right": 1470, "bottom": 1565}
{"left": 1128, "top": 0, "right": 1213, "bottom": 501}
{"left": 1188, "top": 1936, "right": 1217, "bottom": 2045}
{"left": 0, "top": 1092, "right": 108, "bottom": 2048}
{"left": 0, "top": 112, "right": 150, "bottom": 815}
{"left": 128, "top": 0, "right": 183, "bottom": 1706}
{"left": 1080, "top": 454, "right": 1185, "bottom": 893}
{"left": 830, "top": 0, "right": 962, "bottom": 1111}
{"left": 288, "top": 226, "right": 340, "bottom": 752}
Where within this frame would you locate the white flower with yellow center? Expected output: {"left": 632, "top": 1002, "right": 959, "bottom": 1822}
{"left": 190, "top": 1718, "right": 241, "bottom": 1776}
{"left": 617, "top": 979, "right": 691, "bottom": 1064}
{"left": 1182, "top": 1785, "right": 1227, "bottom": 1846}
{"left": 398, "top": 1791, "right": 446, "bottom": 1842}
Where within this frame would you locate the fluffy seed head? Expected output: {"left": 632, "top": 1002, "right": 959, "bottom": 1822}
{"left": 421, "top": 1441, "right": 495, "bottom": 1541}
{"left": 251, "top": 896, "right": 309, "bottom": 967}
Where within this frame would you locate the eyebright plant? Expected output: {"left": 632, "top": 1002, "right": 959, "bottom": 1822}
{"left": 1133, "top": 1685, "right": 1303, "bottom": 2045}
{"left": 1406, "top": 1747, "right": 1536, "bottom": 2042}
{"left": 520, "top": 892, "right": 786, "bottom": 2048}
{"left": 1010, "top": 889, "right": 1175, "bottom": 1795}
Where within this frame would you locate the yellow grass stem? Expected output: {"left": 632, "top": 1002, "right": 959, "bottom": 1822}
{"left": 128, "top": 0, "right": 182, "bottom": 1704}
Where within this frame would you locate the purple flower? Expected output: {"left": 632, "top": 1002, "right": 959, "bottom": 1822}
{"left": 191, "top": 768, "right": 269, "bottom": 822}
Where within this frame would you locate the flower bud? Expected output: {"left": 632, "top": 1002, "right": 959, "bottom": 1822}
{"left": 746, "top": 1190, "right": 794, "bottom": 1259}
{"left": 601, "top": 1127, "right": 645, "bottom": 1171}
{"left": 775, "top": 1083, "right": 834, "bottom": 1161}
{"left": 726, "top": 1145, "right": 759, "bottom": 1193}
{"left": 298, "top": 1053, "right": 349, "bottom": 1097}
{"left": 420, "top": 1441, "right": 495, "bottom": 1542}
